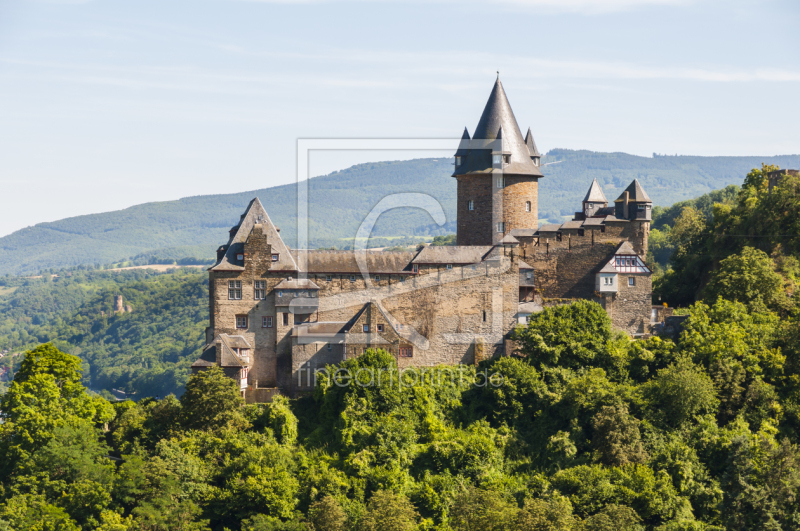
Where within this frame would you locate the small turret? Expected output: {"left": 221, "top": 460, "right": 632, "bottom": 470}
{"left": 454, "top": 127, "right": 470, "bottom": 169}
{"left": 524, "top": 127, "right": 541, "bottom": 167}
{"left": 614, "top": 179, "right": 652, "bottom": 221}
{"left": 582, "top": 179, "right": 608, "bottom": 218}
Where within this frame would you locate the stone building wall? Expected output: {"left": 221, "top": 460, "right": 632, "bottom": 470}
{"left": 456, "top": 174, "right": 539, "bottom": 246}
{"left": 605, "top": 273, "right": 653, "bottom": 335}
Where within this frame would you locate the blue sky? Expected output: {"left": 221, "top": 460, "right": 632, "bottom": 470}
{"left": 0, "top": 0, "right": 798, "bottom": 236}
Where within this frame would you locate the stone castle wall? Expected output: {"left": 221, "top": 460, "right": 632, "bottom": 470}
{"left": 456, "top": 174, "right": 539, "bottom": 245}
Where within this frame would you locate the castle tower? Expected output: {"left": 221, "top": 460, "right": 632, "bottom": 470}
{"left": 453, "top": 76, "right": 544, "bottom": 246}
{"left": 614, "top": 179, "right": 652, "bottom": 221}
{"left": 582, "top": 178, "right": 608, "bottom": 218}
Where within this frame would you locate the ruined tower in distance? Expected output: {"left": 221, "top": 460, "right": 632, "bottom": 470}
{"left": 453, "top": 76, "right": 543, "bottom": 246}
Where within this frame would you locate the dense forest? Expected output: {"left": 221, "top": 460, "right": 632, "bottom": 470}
{"left": 3, "top": 152, "right": 799, "bottom": 275}
{"left": 650, "top": 165, "right": 800, "bottom": 307}
{"left": 3, "top": 294, "right": 800, "bottom": 530}
{"left": 0, "top": 267, "right": 207, "bottom": 398}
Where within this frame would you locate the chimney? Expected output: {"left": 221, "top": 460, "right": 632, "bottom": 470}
{"left": 623, "top": 191, "right": 629, "bottom": 219}
{"left": 215, "top": 339, "right": 222, "bottom": 365}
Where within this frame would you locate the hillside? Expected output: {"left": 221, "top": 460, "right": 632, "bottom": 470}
{"left": 2, "top": 151, "right": 799, "bottom": 275}
{"left": 0, "top": 267, "right": 207, "bottom": 398}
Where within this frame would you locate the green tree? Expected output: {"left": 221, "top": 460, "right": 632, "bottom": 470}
{"left": 308, "top": 495, "right": 347, "bottom": 531}
{"left": 358, "top": 490, "right": 419, "bottom": 531}
{"left": 513, "top": 300, "right": 612, "bottom": 371}
{"left": 180, "top": 367, "right": 247, "bottom": 432}
{"left": 703, "top": 247, "right": 788, "bottom": 312}
{"left": 591, "top": 404, "right": 648, "bottom": 466}
{"left": 645, "top": 360, "right": 719, "bottom": 427}
{"left": 449, "top": 487, "right": 518, "bottom": 531}
{"left": 514, "top": 496, "right": 576, "bottom": 531}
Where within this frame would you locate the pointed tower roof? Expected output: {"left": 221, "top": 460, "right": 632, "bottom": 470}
{"left": 614, "top": 179, "right": 652, "bottom": 203}
{"left": 583, "top": 179, "right": 608, "bottom": 203}
{"left": 454, "top": 127, "right": 470, "bottom": 157}
{"left": 524, "top": 127, "right": 540, "bottom": 157}
{"left": 454, "top": 77, "right": 543, "bottom": 178}
{"left": 211, "top": 197, "right": 297, "bottom": 272}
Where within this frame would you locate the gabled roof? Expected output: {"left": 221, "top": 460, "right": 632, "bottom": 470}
{"left": 560, "top": 220, "right": 584, "bottom": 230}
{"left": 615, "top": 241, "right": 637, "bottom": 255}
{"left": 524, "top": 127, "right": 540, "bottom": 158}
{"left": 411, "top": 245, "right": 493, "bottom": 264}
{"left": 274, "top": 278, "right": 320, "bottom": 290}
{"left": 453, "top": 77, "right": 543, "bottom": 178}
{"left": 499, "top": 234, "right": 519, "bottom": 245}
{"left": 519, "top": 260, "right": 534, "bottom": 270}
{"left": 538, "top": 223, "right": 563, "bottom": 232}
{"left": 509, "top": 228, "right": 538, "bottom": 238}
{"left": 598, "top": 262, "right": 618, "bottom": 273}
{"left": 291, "top": 250, "right": 415, "bottom": 274}
{"left": 211, "top": 198, "right": 298, "bottom": 272}
{"left": 192, "top": 334, "right": 251, "bottom": 369}
{"left": 614, "top": 179, "right": 652, "bottom": 203}
{"left": 583, "top": 179, "right": 608, "bottom": 203}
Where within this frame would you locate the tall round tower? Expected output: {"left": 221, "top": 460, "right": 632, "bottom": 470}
{"left": 453, "top": 77, "right": 544, "bottom": 246}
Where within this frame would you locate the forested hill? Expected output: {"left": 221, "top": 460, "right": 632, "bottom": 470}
{"left": 2, "top": 151, "right": 800, "bottom": 275}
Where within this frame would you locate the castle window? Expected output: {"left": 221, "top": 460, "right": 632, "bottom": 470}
{"left": 446, "top": 264, "right": 453, "bottom": 270}
{"left": 272, "top": 254, "right": 279, "bottom": 262}
{"left": 496, "top": 176, "right": 504, "bottom": 188}
{"left": 236, "top": 315, "right": 248, "bottom": 329}
{"left": 278, "top": 291, "right": 283, "bottom": 297}
{"left": 228, "top": 280, "right": 242, "bottom": 300}
{"left": 497, "top": 222, "right": 505, "bottom": 233}
{"left": 400, "top": 347, "right": 413, "bottom": 358}
{"left": 263, "top": 316, "right": 273, "bottom": 328}
{"left": 236, "top": 253, "right": 244, "bottom": 261}
{"left": 493, "top": 155, "right": 502, "bottom": 165}
{"left": 638, "top": 204, "right": 645, "bottom": 210}
{"left": 327, "top": 343, "right": 332, "bottom": 351}
{"left": 525, "top": 201, "right": 531, "bottom": 212}
{"left": 526, "top": 272, "right": 532, "bottom": 279}
{"left": 455, "top": 156, "right": 462, "bottom": 165}
{"left": 282, "top": 313, "right": 289, "bottom": 326}
{"left": 483, "top": 310, "right": 487, "bottom": 322}
{"left": 629, "top": 277, "right": 635, "bottom": 286}
{"left": 363, "top": 324, "right": 369, "bottom": 333}
{"left": 587, "top": 203, "right": 593, "bottom": 208}
{"left": 377, "top": 324, "right": 384, "bottom": 332}
{"left": 326, "top": 275, "right": 332, "bottom": 282}
{"left": 254, "top": 280, "right": 266, "bottom": 300}
{"left": 396, "top": 323, "right": 404, "bottom": 330}
{"left": 350, "top": 275, "right": 356, "bottom": 282}
{"left": 374, "top": 275, "right": 380, "bottom": 282}
{"left": 412, "top": 264, "right": 419, "bottom": 274}
{"left": 468, "top": 200, "right": 474, "bottom": 211}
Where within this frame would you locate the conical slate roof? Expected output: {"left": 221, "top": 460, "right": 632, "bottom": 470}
{"left": 614, "top": 179, "right": 652, "bottom": 203}
{"left": 583, "top": 179, "right": 608, "bottom": 203}
{"left": 454, "top": 127, "right": 470, "bottom": 157}
{"left": 453, "top": 77, "right": 543, "bottom": 178}
{"left": 524, "top": 127, "right": 540, "bottom": 158}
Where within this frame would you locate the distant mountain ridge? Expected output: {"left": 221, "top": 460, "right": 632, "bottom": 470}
{"left": 2, "top": 150, "right": 799, "bottom": 275}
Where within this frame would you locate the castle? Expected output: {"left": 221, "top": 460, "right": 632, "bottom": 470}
{"left": 192, "top": 77, "right": 654, "bottom": 400}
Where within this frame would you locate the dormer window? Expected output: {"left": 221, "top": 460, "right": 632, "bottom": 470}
{"left": 455, "top": 156, "right": 462, "bottom": 165}
{"left": 412, "top": 264, "right": 419, "bottom": 274}
{"left": 587, "top": 203, "right": 593, "bottom": 208}
{"left": 272, "top": 254, "right": 279, "bottom": 262}
{"left": 236, "top": 254, "right": 244, "bottom": 261}
{"left": 492, "top": 154, "right": 502, "bottom": 165}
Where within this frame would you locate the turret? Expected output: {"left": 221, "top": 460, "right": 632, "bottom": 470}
{"left": 582, "top": 179, "right": 608, "bottom": 218}
{"left": 453, "top": 76, "right": 543, "bottom": 246}
{"left": 614, "top": 179, "right": 652, "bottom": 221}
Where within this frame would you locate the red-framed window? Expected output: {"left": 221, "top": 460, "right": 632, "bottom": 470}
{"left": 236, "top": 315, "right": 248, "bottom": 329}
{"left": 399, "top": 347, "right": 413, "bottom": 358}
